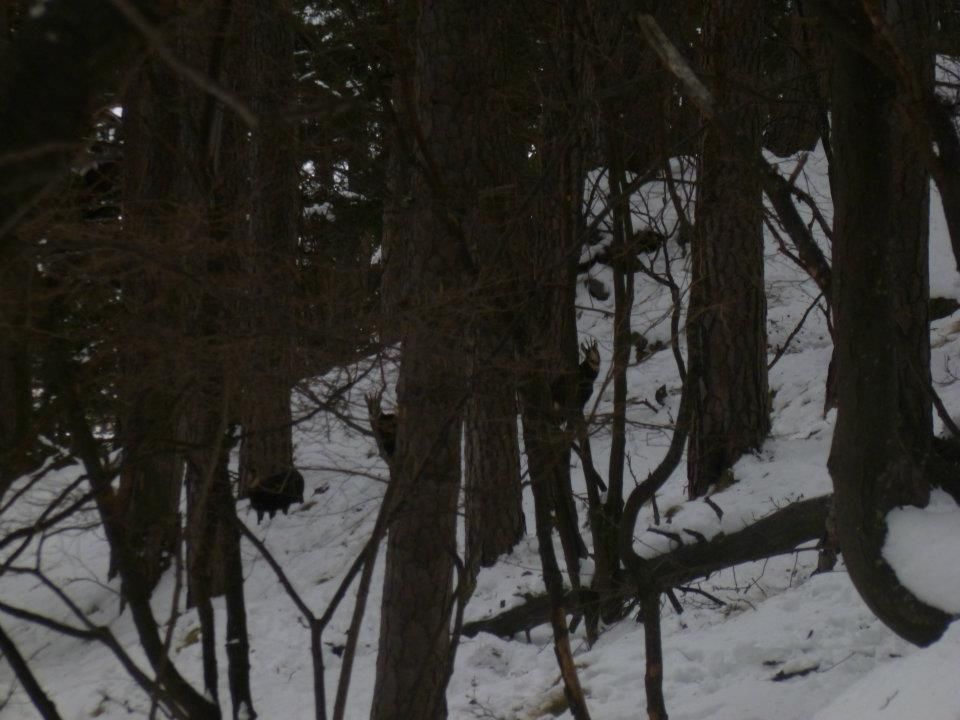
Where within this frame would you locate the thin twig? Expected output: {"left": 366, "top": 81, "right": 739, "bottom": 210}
{"left": 768, "top": 292, "right": 824, "bottom": 370}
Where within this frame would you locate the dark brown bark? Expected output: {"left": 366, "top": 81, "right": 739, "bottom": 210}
{"left": 460, "top": 590, "right": 576, "bottom": 639}
{"left": 686, "top": 0, "right": 770, "bottom": 498}
{"left": 824, "top": 0, "right": 951, "bottom": 646}
{"left": 464, "top": 367, "right": 524, "bottom": 571}
{"left": 633, "top": 494, "right": 830, "bottom": 589}
{"left": 370, "top": 1, "right": 474, "bottom": 717}
{"left": 157, "top": 6, "right": 261, "bottom": 712}
{"left": 820, "top": 0, "right": 960, "bottom": 275}
{"left": 510, "top": 5, "right": 594, "bottom": 715}
{"left": 370, "top": 334, "right": 463, "bottom": 720}
{"left": 462, "top": 10, "right": 528, "bottom": 575}
{"left": 236, "top": 0, "right": 299, "bottom": 520}
{"left": 111, "top": 387, "right": 184, "bottom": 590}
{"left": 112, "top": 27, "right": 192, "bottom": 592}
{"left": 517, "top": 1, "right": 592, "bottom": 588}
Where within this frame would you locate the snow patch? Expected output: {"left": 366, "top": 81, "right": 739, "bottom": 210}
{"left": 883, "top": 489, "right": 960, "bottom": 614}
{"left": 814, "top": 621, "right": 960, "bottom": 720}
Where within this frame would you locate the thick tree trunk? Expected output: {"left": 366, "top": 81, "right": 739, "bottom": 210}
{"left": 185, "top": 5, "right": 263, "bottom": 715}
{"left": 462, "top": 10, "right": 528, "bottom": 575}
{"left": 464, "top": 358, "right": 524, "bottom": 571}
{"left": 825, "top": 0, "right": 950, "bottom": 646}
{"left": 370, "top": 1, "right": 474, "bottom": 717}
{"left": 112, "top": 41, "right": 191, "bottom": 591}
{"left": 371, "top": 328, "right": 463, "bottom": 720}
{"left": 686, "top": 0, "right": 770, "bottom": 498}
{"left": 236, "top": 0, "right": 299, "bottom": 514}
{"left": 112, "top": 386, "right": 184, "bottom": 590}
{"left": 516, "top": 1, "right": 593, "bottom": 587}
{"left": 514, "top": 3, "right": 595, "bottom": 710}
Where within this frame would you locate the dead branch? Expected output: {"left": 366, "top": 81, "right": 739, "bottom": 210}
{"left": 0, "top": 622, "right": 64, "bottom": 720}
{"left": 638, "top": 495, "right": 831, "bottom": 590}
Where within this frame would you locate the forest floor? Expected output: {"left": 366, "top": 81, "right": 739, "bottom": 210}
{"left": 4, "top": 146, "right": 960, "bottom": 719}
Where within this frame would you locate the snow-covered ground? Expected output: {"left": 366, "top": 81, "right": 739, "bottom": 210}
{"left": 3, "top": 147, "right": 960, "bottom": 719}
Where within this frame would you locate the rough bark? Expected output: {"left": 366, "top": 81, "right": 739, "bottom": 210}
{"left": 370, "top": 1, "right": 474, "bottom": 717}
{"left": 470, "top": 492, "right": 831, "bottom": 641}
{"left": 187, "top": 5, "right": 261, "bottom": 714}
{"left": 687, "top": 0, "right": 770, "bottom": 498}
{"left": 236, "top": 0, "right": 299, "bottom": 516}
{"left": 464, "top": 369, "right": 524, "bottom": 571}
{"left": 462, "top": 10, "right": 528, "bottom": 575}
{"left": 112, "top": 27, "right": 191, "bottom": 592}
{"left": 825, "top": 0, "right": 951, "bottom": 646}
{"left": 633, "top": 494, "right": 831, "bottom": 589}
{"left": 516, "top": 1, "right": 592, "bottom": 590}
{"left": 512, "top": 4, "right": 594, "bottom": 715}
{"left": 135, "top": 6, "right": 260, "bottom": 713}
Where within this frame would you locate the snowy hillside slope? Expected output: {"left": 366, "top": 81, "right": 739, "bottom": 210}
{"left": 3, "top": 147, "right": 960, "bottom": 719}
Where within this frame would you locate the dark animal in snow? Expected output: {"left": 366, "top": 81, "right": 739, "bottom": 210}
{"left": 366, "top": 393, "right": 397, "bottom": 461}
{"left": 578, "top": 340, "right": 601, "bottom": 412}
{"left": 247, "top": 468, "right": 305, "bottom": 523}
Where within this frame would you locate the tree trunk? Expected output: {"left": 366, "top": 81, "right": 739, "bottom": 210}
{"left": 516, "top": 1, "right": 593, "bottom": 587}
{"left": 515, "top": 0, "right": 595, "bottom": 685}
{"left": 370, "top": 0, "right": 474, "bottom": 716}
{"left": 215, "top": 426, "right": 255, "bottom": 720}
{"left": 184, "top": 5, "right": 263, "bottom": 714}
{"left": 825, "top": 0, "right": 951, "bottom": 646}
{"left": 462, "top": 10, "right": 528, "bottom": 575}
{"left": 112, "top": 38, "right": 192, "bottom": 591}
{"left": 687, "top": 0, "right": 770, "bottom": 498}
{"left": 236, "top": 0, "right": 299, "bottom": 515}
{"left": 464, "top": 359, "right": 524, "bottom": 572}
{"left": 0, "top": 244, "right": 35, "bottom": 500}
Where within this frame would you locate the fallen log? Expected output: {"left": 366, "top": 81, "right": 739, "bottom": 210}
{"left": 634, "top": 494, "right": 832, "bottom": 590}
{"left": 462, "top": 592, "right": 576, "bottom": 639}
{"left": 463, "top": 494, "right": 832, "bottom": 640}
